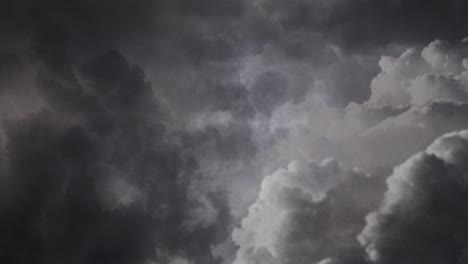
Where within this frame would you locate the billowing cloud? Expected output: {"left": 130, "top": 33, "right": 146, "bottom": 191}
{"left": 4, "top": 1, "right": 468, "bottom": 264}
{"left": 255, "top": 39, "right": 468, "bottom": 171}
{"left": 232, "top": 159, "right": 383, "bottom": 264}
{"left": 359, "top": 130, "right": 468, "bottom": 264}
{"left": 228, "top": 38, "right": 468, "bottom": 264}
{"left": 368, "top": 39, "right": 468, "bottom": 106}
{"left": 0, "top": 29, "right": 229, "bottom": 264}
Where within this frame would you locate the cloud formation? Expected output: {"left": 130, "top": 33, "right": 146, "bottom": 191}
{"left": 0, "top": 29, "right": 229, "bottom": 264}
{"left": 359, "top": 130, "right": 468, "bottom": 264}
{"left": 232, "top": 159, "right": 383, "bottom": 264}
{"left": 256, "top": 39, "right": 468, "bottom": 171}
{"left": 4, "top": 1, "right": 468, "bottom": 264}
{"left": 231, "top": 38, "right": 468, "bottom": 264}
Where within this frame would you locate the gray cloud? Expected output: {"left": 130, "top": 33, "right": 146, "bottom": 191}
{"left": 232, "top": 159, "right": 384, "bottom": 264}
{"left": 257, "top": 0, "right": 468, "bottom": 50}
{"left": 230, "top": 38, "right": 468, "bottom": 264}
{"left": 359, "top": 130, "right": 468, "bottom": 264}
{"left": 4, "top": 2, "right": 468, "bottom": 264}
{"left": 0, "top": 28, "right": 231, "bottom": 264}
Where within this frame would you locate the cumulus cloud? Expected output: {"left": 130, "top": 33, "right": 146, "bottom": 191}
{"left": 346, "top": 39, "right": 468, "bottom": 167}
{"left": 368, "top": 39, "right": 468, "bottom": 106}
{"left": 228, "top": 38, "right": 468, "bottom": 264}
{"left": 359, "top": 130, "right": 468, "bottom": 264}
{"left": 232, "top": 159, "right": 383, "bottom": 264}
{"left": 255, "top": 39, "right": 468, "bottom": 171}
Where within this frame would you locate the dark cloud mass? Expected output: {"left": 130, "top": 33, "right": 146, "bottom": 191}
{"left": 3, "top": 1, "right": 468, "bottom": 264}
{"left": 261, "top": 0, "right": 468, "bottom": 49}
{"left": 0, "top": 26, "right": 229, "bottom": 264}
{"left": 359, "top": 131, "right": 468, "bottom": 264}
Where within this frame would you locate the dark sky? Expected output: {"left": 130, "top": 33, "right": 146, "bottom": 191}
{"left": 3, "top": 1, "right": 468, "bottom": 264}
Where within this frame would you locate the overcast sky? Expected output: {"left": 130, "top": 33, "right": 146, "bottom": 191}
{"left": 2, "top": 1, "right": 468, "bottom": 264}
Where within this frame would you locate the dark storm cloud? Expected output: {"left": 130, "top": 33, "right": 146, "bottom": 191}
{"left": 5, "top": 1, "right": 468, "bottom": 264}
{"left": 0, "top": 0, "right": 251, "bottom": 69}
{"left": 259, "top": 0, "right": 468, "bottom": 50}
{"left": 1, "top": 113, "right": 154, "bottom": 264}
{"left": 0, "top": 0, "right": 417, "bottom": 112}
{"left": 4, "top": 0, "right": 468, "bottom": 95}
{"left": 0, "top": 27, "right": 230, "bottom": 264}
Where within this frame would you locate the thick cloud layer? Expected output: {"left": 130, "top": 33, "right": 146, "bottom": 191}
{"left": 4, "top": 1, "right": 468, "bottom": 264}
{"left": 256, "top": 0, "right": 468, "bottom": 50}
{"left": 0, "top": 30, "right": 229, "bottom": 264}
